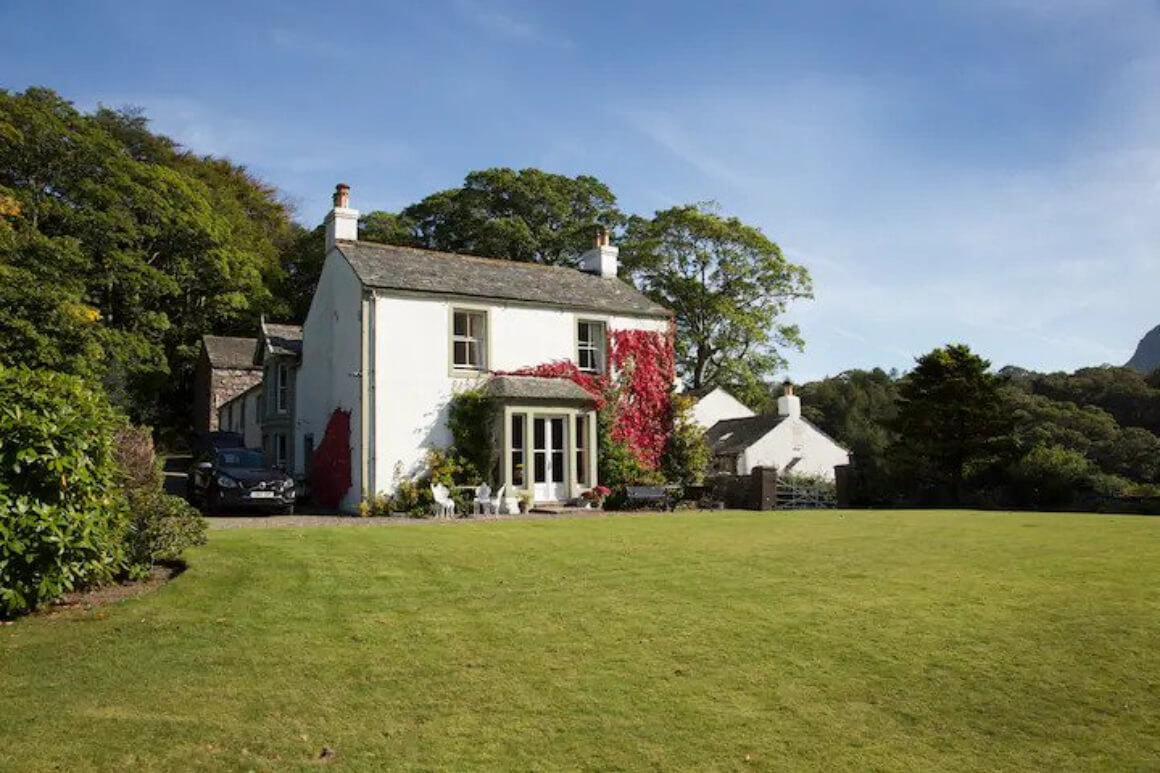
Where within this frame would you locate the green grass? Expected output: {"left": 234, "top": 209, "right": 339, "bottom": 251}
{"left": 2, "top": 510, "right": 1159, "bottom": 772}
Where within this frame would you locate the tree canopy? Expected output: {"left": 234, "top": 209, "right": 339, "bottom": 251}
{"left": 888, "top": 344, "right": 1013, "bottom": 504}
{"left": 0, "top": 87, "right": 294, "bottom": 432}
{"left": 619, "top": 204, "right": 811, "bottom": 404}
{"left": 361, "top": 168, "right": 625, "bottom": 266}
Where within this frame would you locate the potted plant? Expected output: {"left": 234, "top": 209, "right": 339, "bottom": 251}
{"left": 517, "top": 490, "right": 533, "bottom": 514}
{"left": 580, "top": 485, "right": 611, "bottom": 509}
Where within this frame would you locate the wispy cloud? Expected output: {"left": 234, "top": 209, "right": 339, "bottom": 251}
{"left": 453, "top": 0, "right": 573, "bottom": 48}
{"left": 620, "top": 25, "right": 1160, "bottom": 378}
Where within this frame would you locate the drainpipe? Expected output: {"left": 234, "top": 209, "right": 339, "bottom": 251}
{"left": 360, "top": 289, "right": 373, "bottom": 500}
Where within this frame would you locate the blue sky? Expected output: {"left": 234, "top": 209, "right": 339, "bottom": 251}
{"left": 2, "top": 0, "right": 1158, "bottom": 381}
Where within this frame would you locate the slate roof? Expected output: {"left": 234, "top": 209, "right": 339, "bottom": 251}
{"left": 263, "top": 323, "right": 303, "bottom": 357}
{"left": 483, "top": 375, "right": 596, "bottom": 403}
{"left": 337, "top": 241, "right": 670, "bottom": 318}
{"left": 202, "top": 336, "right": 260, "bottom": 371}
{"left": 705, "top": 414, "right": 786, "bottom": 455}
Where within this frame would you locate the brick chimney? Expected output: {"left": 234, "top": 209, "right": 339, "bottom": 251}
{"left": 777, "top": 380, "right": 801, "bottom": 418}
{"left": 579, "top": 225, "right": 618, "bottom": 278}
{"left": 325, "top": 182, "right": 358, "bottom": 251}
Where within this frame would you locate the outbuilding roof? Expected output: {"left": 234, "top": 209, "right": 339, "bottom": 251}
{"left": 483, "top": 375, "right": 596, "bottom": 403}
{"left": 337, "top": 241, "right": 670, "bottom": 318}
{"left": 705, "top": 414, "right": 786, "bottom": 455}
{"left": 202, "top": 336, "right": 260, "bottom": 371}
{"left": 263, "top": 322, "right": 303, "bottom": 357}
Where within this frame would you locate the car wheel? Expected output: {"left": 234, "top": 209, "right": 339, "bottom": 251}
{"left": 206, "top": 490, "right": 222, "bottom": 516}
{"left": 281, "top": 503, "right": 295, "bottom": 516}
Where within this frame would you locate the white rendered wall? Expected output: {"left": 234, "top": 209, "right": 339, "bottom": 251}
{"left": 371, "top": 294, "right": 670, "bottom": 496}
{"left": 295, "top": 250, "right": 365, "bottom": 511}
{"left": 216, "top": 388, "right": 261, "bottom": 449}
{"left": 740, "top": 418, "right": 850, "bottom": 482}
{"left": 690, "top": 387, "right": 754, "bottom": 429}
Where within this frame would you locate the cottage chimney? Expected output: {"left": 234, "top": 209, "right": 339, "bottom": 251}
{"left": 777, "top": 379, "right": 801, "bottom": 418}
{"left": 324, "top": 182, "right": 359, "bottom": 251}
{"left": 580, "top": 225, "right": 618, "bottom": 278}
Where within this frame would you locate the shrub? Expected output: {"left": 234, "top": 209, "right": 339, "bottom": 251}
{"left": 0, "top": 366, "right": 129, "bottom": 618}
{"left": 598, "top": 406, "right": 663, "bottom": 490}
{"left": 113, "top": 425, "right": 162, "bottom": 492}
{"left": 447, "top": 388, "right": 497, "bottom": 482}
{"left": 388, "top": 463, "right": 433, "bottom": 517}
{"left": 663, "top": 394, "right": 710, "bottom": 487}
{"left": 360, "top": 492, "right": 393, "bottom": 517}
{"left": 125, "top": 489, "right": 207, "bottom": 568}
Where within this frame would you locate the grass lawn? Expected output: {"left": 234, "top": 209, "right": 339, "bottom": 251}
{"left": 2, "top": 510, "right": 1159, "bottom": 771}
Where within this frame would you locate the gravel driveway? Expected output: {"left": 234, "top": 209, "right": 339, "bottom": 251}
{"left": 206, "top": 510, "right": 617, "bottom": 529}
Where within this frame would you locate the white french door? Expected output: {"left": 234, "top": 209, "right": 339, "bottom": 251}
{"left": 532, "top": 415, "right": 568, "bottom": 502}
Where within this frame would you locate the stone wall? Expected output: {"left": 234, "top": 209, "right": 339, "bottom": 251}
{"left": 705, "top": 466, "right": 779, "bottom": 510}
{"left": 208, "top": 368, "right": 262, "bottom": 431}
{"left": 194, "top": 351, "right": 262, "bottom": 433}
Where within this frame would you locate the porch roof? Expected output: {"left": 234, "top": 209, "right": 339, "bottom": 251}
{"left": 483, "top": 375, "right": 596, "bottom": 403}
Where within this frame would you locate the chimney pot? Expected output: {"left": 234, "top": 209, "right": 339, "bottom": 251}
{"left": 325, "top": 182, "right": 359, "bottom": 250}
{"left": 777, "top": 380, "right": 801, "bottom": 417}
{"left": 580, "top": 226, "right": 619, "bottom": 278}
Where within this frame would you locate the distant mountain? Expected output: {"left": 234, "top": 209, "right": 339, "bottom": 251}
{"left": 1126, "top": 325, "right": 1160, "bottom": 375}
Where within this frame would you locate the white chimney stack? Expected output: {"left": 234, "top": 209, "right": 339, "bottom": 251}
{"left": 325, "top": 182, "right": 358, "bottom": 251}
{"left": 777, "top": 380, "right": 801, "bottom": 418}
{"left": 579, "top": 226, "right": 619, "bottom": 278}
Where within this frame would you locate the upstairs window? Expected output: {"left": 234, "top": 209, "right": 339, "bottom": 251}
{"left": 577, "top": 320, "right": 606, "bottom": 374}
{"left": 275, "top": 362, "right": 290, "bottom": 413}
{"left": 452, "top": 309, "right": 488, "bottom": 371}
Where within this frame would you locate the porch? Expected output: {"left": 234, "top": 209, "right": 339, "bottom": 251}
{"left": 485, "top": 376, "right": 599, "bottom": 505}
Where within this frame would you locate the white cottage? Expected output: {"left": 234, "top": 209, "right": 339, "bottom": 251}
{"left": 688, "top": 385, "right": 755, "bottom": 429}
{"left": 702, "top": 383, "right": 849, "bottom": 481}
{"left": 293, "top": 184, "right": 672, "bottom": 512}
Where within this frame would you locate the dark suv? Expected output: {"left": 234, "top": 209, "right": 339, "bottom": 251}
{"left": 186, "top": 448, "right": 296, "bottom": 515}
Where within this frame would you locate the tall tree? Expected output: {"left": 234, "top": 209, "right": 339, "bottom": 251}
{"left": 797, "top": 369, "right": 901, "bottom": 504}
{"left": 401, "top": 168, "right": 623, "bottom": 265}
{"left": 889, "top": 344, "right": 1013, "bottom": 504}
{"left": 0, "top": 88, "right": 293, "bottom": 432}
{"left": 619, "top": 204, "right": 811, "bottom": 403}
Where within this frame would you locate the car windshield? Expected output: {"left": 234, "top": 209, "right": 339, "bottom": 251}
{"left": 216, "top": 450, "right": 266, "bottom": 469}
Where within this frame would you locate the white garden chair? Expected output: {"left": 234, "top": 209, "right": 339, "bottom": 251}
{"left": 430, "top": 484, "right": 455, "bottom": 518}
{"left": 473, "top": 484, "right": 504, "bottom": 515}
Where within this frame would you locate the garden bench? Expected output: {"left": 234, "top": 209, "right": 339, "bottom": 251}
{"left": 625, "top": 485, "right": 680, "bottom": 511}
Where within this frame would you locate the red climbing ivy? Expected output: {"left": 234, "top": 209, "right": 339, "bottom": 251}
{"left": 608, "top": 329, "right": 675, "bottom": 469}
{"left": 498, "top": 360, "right": 610, "bottom": 409}
{"left": 311, "top": 409, "right": 352, "bottom": 509}
{"left": 498, "top": 328, "right": 675, "bottom": 471}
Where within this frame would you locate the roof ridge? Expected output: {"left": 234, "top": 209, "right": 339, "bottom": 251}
{"left": 352, "top": 239, "right": 583, "bottom": 274}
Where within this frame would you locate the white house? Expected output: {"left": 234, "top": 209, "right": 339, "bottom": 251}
{"left": 688, "top": 385, "right": 755, "bottom": 429}
{"left": 216, "top": 382, "right": 262, "bottom": 449}
{"left": 293, "top": 184, "right": 672, "bottom": 512}
{"left": 704, "top": 383, "right": 849, "bottom": 481}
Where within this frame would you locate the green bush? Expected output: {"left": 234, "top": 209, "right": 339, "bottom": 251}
{"left": 447, "top": 388, "right": 497, "bottom": 482}
{"left": 113, "top": 425, "right": 162, "bottom": 492}
{"left": 359, "top": 492, "right": 393, "bottom": 517}
{"left": 125, "top": 489, "right": 207, "bottom": 568}
{"left": 663, "top": 394, "right": 710, "bottom": 487}
{"left": 0, "top": 366, "right": 129, "bottom": 618}
{"left": 388, "top": 463, "right": 433, "bottom": 517}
